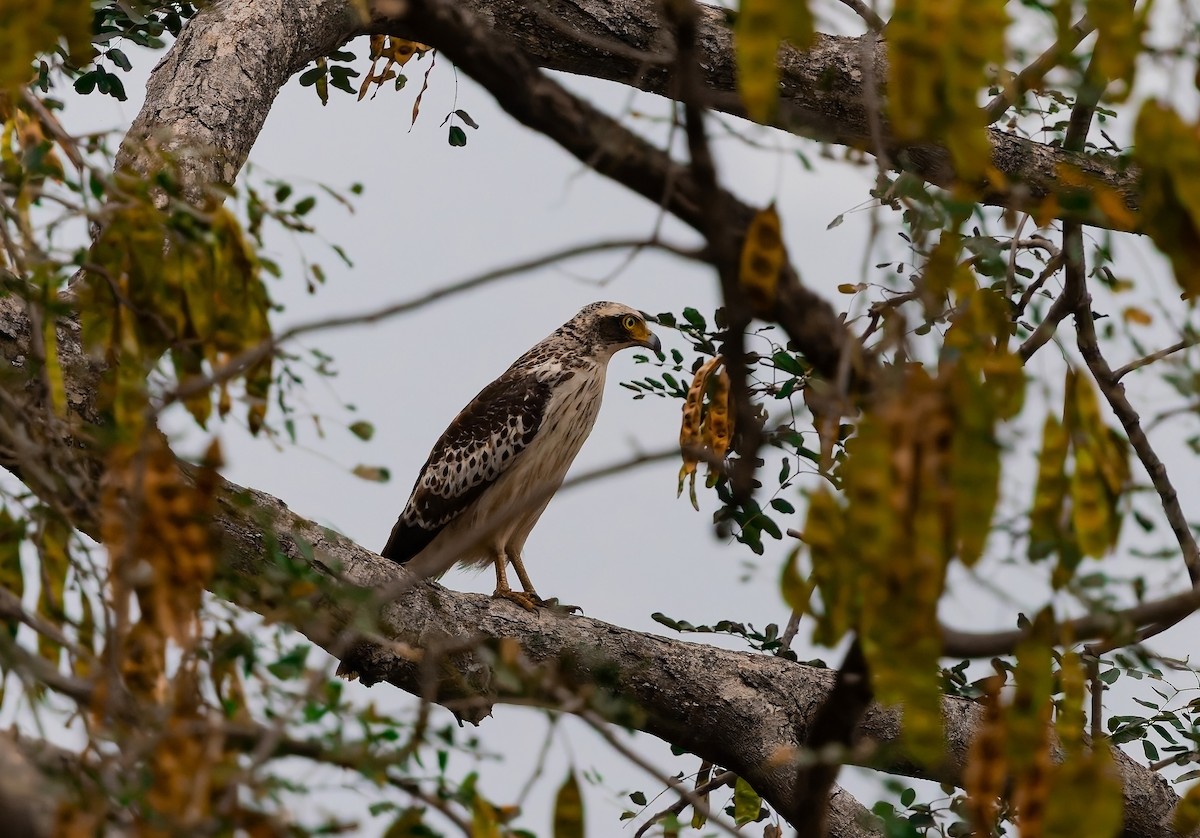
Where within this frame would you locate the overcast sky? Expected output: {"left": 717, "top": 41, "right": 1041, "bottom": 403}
{"left": 19, "top": 2, "right": 1200, "bottom": 834}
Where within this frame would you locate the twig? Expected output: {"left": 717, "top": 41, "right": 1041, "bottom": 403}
{"left": 1004, "top": 213, "right": 1029, "bottom": 307}
{"left": 1014, "top": 250, "right": 1065, "bottom": 320}
{"left": 837, "top": 0, "right": 885, "bottom": 32}
{"left": 1017, "top": 285, "right": 1073, "bottom": 362}
{"left": 1059, "top": 51, "right": 1200, "bottom": 586}
{"left": 1086, "top": 652, "right": 1103, "bottom": 743}
{"left": 778, "top": 609, "right": 803, "bottom": 655}
{"left": 984, "top": 15, "right": 1095, "bottom": 124}
{"left": 940, "top": 584, "right": 1200, "bottom": 658}
{"left": 634, "top": 767, "right": 735, "bottom": 838}
{"left": 566, "top": 698, "right": 742, "bottom": 838}
{"left": 1114, "top": 336, "right": 1197, "bottom": 381}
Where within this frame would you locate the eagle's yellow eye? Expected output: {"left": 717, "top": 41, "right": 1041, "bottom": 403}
{"left": 621, "top": 314, "right": 639, "bottom": 331}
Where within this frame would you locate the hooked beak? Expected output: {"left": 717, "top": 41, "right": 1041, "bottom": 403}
{"left": 633, "top": 312, "right": 662, "bottom": 354}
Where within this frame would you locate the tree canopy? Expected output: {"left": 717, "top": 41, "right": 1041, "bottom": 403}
{"left": 2, "top": 0, "right": 1200, "bottom": 836}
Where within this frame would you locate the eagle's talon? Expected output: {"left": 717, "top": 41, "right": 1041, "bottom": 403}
{"left": 493, "top": 589, "right": 539, "bottom": 611}
{"left": 536, "top": 597, "right": 581, "bottom": 614}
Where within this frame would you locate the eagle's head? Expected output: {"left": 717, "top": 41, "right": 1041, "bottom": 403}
{"left": 567, "top": 302, "right": 662, "bottom": 359}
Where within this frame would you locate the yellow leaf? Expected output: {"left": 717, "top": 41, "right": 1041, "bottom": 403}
{"left": 779, "top": 546, "right": 812, "bottom": 614}
{"left": 1071, "top": 445, "right": 1111, "bottom": 558}
{"left": 472, "top": 797, "right": 501, "bottom": 838}
{"left": 1174, "top": 781, "right": 1200, "bottom": 836}
{"left": 980, "top": 350, "right": 1026, "bottom": 421}
{"left": 1134, "top": 102, "right": 1200, "bottom": 299}
{"left": 703, "top": 366, "right": 734, "bottom": 466}
{"left": 1087, "top": 0, "right": 1149, "bottom": 100}
{"left": 738, "top": 205, "right": 786, "bottom": 316}
{"left": 0, "top": 0, "right": 92, "bottom": 91}
{"left": 1122, "top": 306, "right": 1153, "bottom": 325}
{"left": 951, "top": 370, "right": 1001, "bottom": 566}
{"left": 73, "top": 593, "right": 95, "bottom": 679}
{"left": 35, "top": 510, "right": 69, "bottom": 664}
{"left": 888, "top": 0, "right": 1007, "bottom": 184}
{"left": 1028, "top": 413, "right": 1069, "bottom": 561}
{"left": 1010, "top": 614, "right": 1055, "bottom": 837}
{"left": 678, "top": 356, "right": 724, "bottom": 507}
{"left": 553, "top": 771, "right": 584, "bottom": 838}
{"left": 733, "top": 0, "right": 814, "bottom": 122}
{"left": 803, "top": 486, "right": 851, "bottom": 645}
{"left": 1055, "top": 651, "right": 1087, "bottom": 753}
{"left": 963, "top": 676, "right": 1006, "bottom": 835}
{"left": 1044, "top": 740, "right": 1124, "bottom": 838}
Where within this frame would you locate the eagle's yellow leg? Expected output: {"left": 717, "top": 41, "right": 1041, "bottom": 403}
{"left": 509, "top": 553, "right": 541, "bottom": 601}
{"left": 492, "top": 552, "right": 538, "bottom": 611}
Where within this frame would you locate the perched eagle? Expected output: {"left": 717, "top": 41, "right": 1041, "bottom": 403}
{"left": 379, "top": 301, "right": 660, "bottom": 608}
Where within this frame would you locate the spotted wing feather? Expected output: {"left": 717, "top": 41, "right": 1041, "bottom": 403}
{"left": 381, "top": 372, "right": 554, "bottom": 563}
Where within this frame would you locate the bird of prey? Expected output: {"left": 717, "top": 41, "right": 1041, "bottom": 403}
{"left": 379, "top": 301, "right": 661, "bottom": 610}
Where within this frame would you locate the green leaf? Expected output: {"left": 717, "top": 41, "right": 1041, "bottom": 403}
{"left": 682, "top": 307, "right": 706, "bottom": 329}
{"left": 105, "top": 48, "right": 132, "bottom": 71}
{"left": 349, "top": 421, "right": 375, "bottom": 441}
{"left": 267, "top": 644, "right": 311, "bottom": 680}
{"left": 298, "top": 66, "right": 323, "bottom": 87}
{"left": 73, "top": 70, "right": 98, "bottom": 94}
{"left": 732, "top": 776, "right": 761, "bottom": 826}
{"left": 448, "top": 125, "right": 468, "bottom": 147}
{"left": 769, "top": 497, "right": 795, "bottom": 515}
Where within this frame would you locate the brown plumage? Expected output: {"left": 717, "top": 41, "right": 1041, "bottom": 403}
{"left": 382, "top": 301, "right": 659, "bottom": 604}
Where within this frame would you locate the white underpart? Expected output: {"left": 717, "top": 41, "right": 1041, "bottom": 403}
{"left": 408, "top": 358, "right": 607, "bottom": 578}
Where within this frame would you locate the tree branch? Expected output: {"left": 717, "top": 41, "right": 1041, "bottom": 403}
{"left": 370, "top": 0, "right": 1140, "bottom": 230}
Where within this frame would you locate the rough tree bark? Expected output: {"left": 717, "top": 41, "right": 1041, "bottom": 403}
{"left": 0, "top": 0, "right": 1183, "bottom": 834}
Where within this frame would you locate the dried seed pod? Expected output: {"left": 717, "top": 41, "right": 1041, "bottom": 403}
{"left": 678, "top": 356, "right": 724, "bottom": 509}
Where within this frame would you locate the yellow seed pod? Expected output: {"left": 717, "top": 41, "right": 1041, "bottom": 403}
{"left": 738, "top": 205, "right": 786, "bottom": 316}
{"left": 678, "top": 356, "right": 724, "bottom": 507}
{"left": 964, "top": 676, "right": 1007, "bottom": 835}
{"left": 703, "top": 366, "right": 734, "bottom": 486}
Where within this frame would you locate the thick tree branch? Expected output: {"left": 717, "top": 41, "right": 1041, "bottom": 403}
{"left": 371, "top": 0, "right": 1139, "bottom": 230}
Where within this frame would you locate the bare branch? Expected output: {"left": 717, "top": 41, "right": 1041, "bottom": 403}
{"left": 1114, "top": 336, "right": 1197, "bottom": 381}
{"left": 836, "top": 0, "right": 886, "bottom": 32}
{"left": 984, "top": 15, "right": 1095, "bottom": 124}
{"left": 940, "top": 584, "right": 1200, "bottom": 658}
